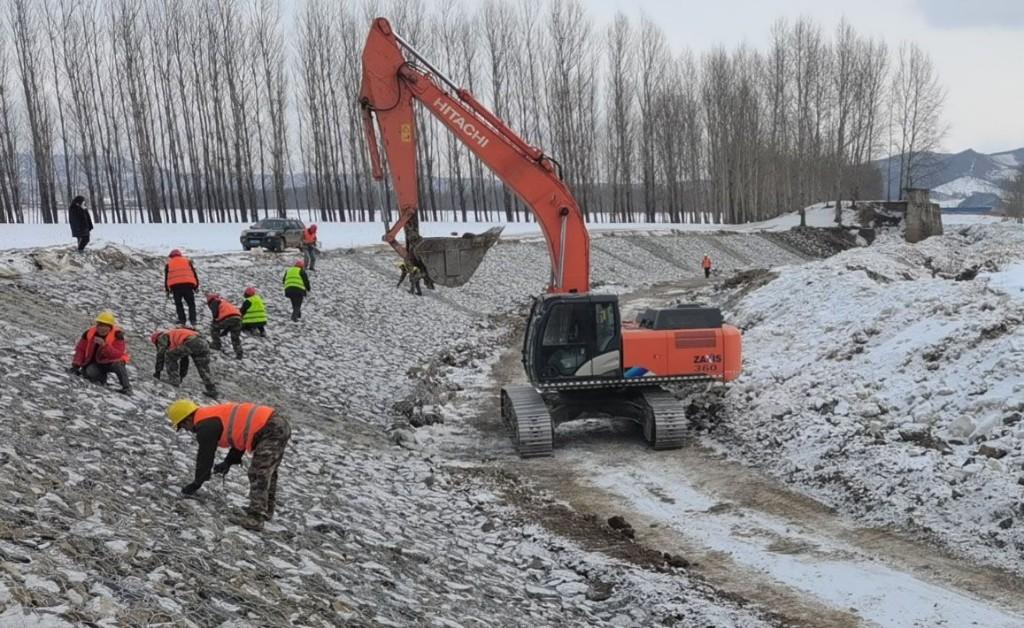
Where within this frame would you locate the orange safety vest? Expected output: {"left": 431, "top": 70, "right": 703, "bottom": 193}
{"left": 702, "top": 256, "right": 712, "bottom": 269}
{"left": 84, "top": 325, "right": 131, "bottom": 364}
{"left": 192, "top": 402, "right": 275, "bottom": 452}
{"left": 302, "top": 228, "right": 316, "bottom": 245}
{"left": 166, "top": 256, "right": 198, "bottom": 289}
{"left": 215, "top": 299, "right": 241, "bottom": 321}
{"left": 165, "top": 327, "right": 199, "bottom": 349}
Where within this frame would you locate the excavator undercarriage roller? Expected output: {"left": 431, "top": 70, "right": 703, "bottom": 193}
{"left": 412, "top": 226, "right": 503, "bottom": 287}
{"left": 639, "top": 388, "right": 688, "bottom": 450}
{"left": 500, "top": 385, "right": 689, "bottom": 458}
{"left": 501, "top": 385, "right": 553, "bottom": 458}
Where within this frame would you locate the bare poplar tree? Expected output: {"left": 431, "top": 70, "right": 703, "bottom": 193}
{"left": 0, "top": 32, "right": 24, "bottom": 222}
{"left": 605, "top": 13, "right": 636, "bottom": 222}
{"left": 9, "top": 0, "right": 58, "bottom": 223}
{"left": 890, "top": 42, "right": 946, "bottom": 197}
{"left": 636, "top": 15, "right": 668, "bottom": 222}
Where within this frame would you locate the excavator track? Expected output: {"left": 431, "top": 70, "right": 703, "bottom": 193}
{"left": 641, "top": 388, "right": 688, "bottom": 450}
{"left": 501, "top": 385, "right": 553, "bottom": 458}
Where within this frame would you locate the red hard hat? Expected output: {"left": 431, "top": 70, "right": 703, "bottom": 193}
{"left": 205, "top": 292, "right": 220, "bottom": 303}
{"left": 309, "top": 224, "right": 317, "bottom": 232}
{"left": 169, "top": 249, "right": 182, "bottom": 258}
{"left": 294, "top": 260, "right": 305, "bottom": 268}
{"left": 244, "top": 286, "right": 256, "bottom": 297}
{"left": 150, "top": 331, "right": 162, "bottom": 345}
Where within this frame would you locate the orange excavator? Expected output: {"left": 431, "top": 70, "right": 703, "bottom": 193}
{"left": 360, "top": 18, "right": 742, "bottom": 456}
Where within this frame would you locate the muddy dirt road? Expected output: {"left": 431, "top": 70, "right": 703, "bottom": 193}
{"left": 444, "top": 280, "right": 1024, "bottom": 628}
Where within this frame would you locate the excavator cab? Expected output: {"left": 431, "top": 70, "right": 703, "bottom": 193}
{"left": 523, "top": 294, "right": 624, "bottom": 385}
{"left": 410, "top": 226, "right": 504, "bottom": 287}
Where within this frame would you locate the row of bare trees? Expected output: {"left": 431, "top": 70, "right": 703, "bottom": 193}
{"left": 0, "top": 0, "right": 946, "bottom": 225}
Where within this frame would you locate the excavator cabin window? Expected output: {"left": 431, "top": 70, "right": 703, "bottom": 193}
{"left": 534, "top": 299, "right": 622, "bottom": 381}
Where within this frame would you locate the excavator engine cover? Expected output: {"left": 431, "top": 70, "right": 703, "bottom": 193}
{"left": 411, "top": 226, "right": 503, "bottom": 287}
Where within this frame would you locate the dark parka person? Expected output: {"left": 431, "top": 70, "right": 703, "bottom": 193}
{"left": 68, "top": 195, "right": 93, "bottom": 253}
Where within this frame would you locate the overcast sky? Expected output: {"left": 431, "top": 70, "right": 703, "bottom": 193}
{"left": 331, "top": 0, "right": 1023, "bottom": 154}
{"left": 535, "top": 0, "right": 1024, "bottom": 154}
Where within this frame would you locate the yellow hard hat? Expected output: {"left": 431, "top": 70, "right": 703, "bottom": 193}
{"left": 95, "top": 311, "right": 117, "bottom": 326}
{"left": 167, "top": 399, "right": 199, "bottom": 428}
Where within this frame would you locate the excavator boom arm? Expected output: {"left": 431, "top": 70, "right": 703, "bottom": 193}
{"left": 359, "top": 17, "right": 590, "bottom": 293}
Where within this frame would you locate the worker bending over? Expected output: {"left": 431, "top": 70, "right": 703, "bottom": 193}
{"left": 151, "top": 328, "right": 218, "bottom": 398}
{"left": 240, "top": 287, "right": 268, "bottom": 337}
{"left": 167, "top": 400, "right": 292, "bottom": 532}
{"left": 205, "top": 293, "right": 244, "bottom": 359}
{"left": 396, "top": 259, "right": 424, "bottom": 296}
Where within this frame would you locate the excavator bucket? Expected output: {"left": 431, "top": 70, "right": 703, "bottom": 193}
{"left": 411, "top": 226, "right": 503, "bottom": 287}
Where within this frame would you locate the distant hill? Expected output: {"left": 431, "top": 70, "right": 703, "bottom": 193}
{"left": 875, "top": 147, "right": 1022, "bottom": 208}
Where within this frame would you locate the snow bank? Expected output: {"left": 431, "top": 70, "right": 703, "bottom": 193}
{"left": 716, "top": 223, "right": 1024, "bottom": 575}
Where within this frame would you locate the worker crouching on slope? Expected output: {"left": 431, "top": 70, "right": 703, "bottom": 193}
{"left": 282, "top": 260, "right": 311, "bottom": 322}
{"left": 239, "top": 287, "right": 267, "bottom": 337}
{"left": 205, "top": 293, "right": 244, "bottom": 359}
{"left": 70, "top": 311, "right": 132, "bottom": 395}
{"left": 167, "top": 399, "right": 292, "bottom": 532}
{"left": 151, "top": 328, "right": 219, "bottom": 398}
{"left": 301, "top": 224, "right": 319, "bottom": 271}
{"left": 165, "top": 249, "right": 200, "bottom": 327}
{"left": 396, "top": 258, "right": 423, "bottom": 296}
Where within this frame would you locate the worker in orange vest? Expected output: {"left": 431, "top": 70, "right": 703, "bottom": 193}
{"left": 701, "top": 254, "right": 712, "bottom": 279}
{"left": 205, "top": 293, "right": 244, "bottom": 359}
{"left": 167, "top": 399, "right": 292, "bottom": 531}
{"left": 151, "top": 328, "right": 218, "bottom": 397}
{"left": 165, "top": 249, "right": 200, "bottom": 327}
{"left": 70, "top": 311, "right": 132, "bottom": 395}
{"left": 301, "top": 224, "right": 319, "bottom": 271}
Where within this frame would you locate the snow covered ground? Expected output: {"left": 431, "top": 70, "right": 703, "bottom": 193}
{"left": 0, "top": 232, "right": 812, "bottom": 626}
{"left": 709, "top": 224, "right": 1024, "bottom": 575}
{"left": 0, "top": 205, "right": 1004, "bottom": 255}
{"left": 2, "top": 219, "right": 1022, "bottom": 626}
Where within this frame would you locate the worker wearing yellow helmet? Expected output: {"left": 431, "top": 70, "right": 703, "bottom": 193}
{"left": 167, "top": 399, "right": 292, "bottom": 532}
{"left": 70, "top": 311, "right": 132, "bottom": 395}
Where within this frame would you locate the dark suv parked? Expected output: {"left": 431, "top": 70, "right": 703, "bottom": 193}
{"left": 240, "top": 218, "right": 305, "bottom": 252}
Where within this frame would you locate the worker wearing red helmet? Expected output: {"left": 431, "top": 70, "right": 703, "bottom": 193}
{"left": 151, "top": 327, "right": 218, "bottom": 398}
{"left": 205, "top": 293, "right": 244, "bottom": 359}
{"left": 164, "top": 249, "right": 200, "bottom": 327}
{"left": 301, "top": 224, "right": 319, "bottom": 272}
{"left": 239, "top": 286, "right": 267, "bottom": 337}
{"left": 282, "top": 260, "right": 311, "bottom": 322}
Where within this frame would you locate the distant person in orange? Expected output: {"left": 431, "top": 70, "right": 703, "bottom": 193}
{"left": 70, "top": 311, "right": 132, "bottom": 395}
{"left": 165, "top": 249, "right": 200, "bottom": 327}
{"left": 701, "top": 254, "right": 712, "bottom": 279}
{"left": 301, "top": 224, "right": 319, "bottom": 271}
